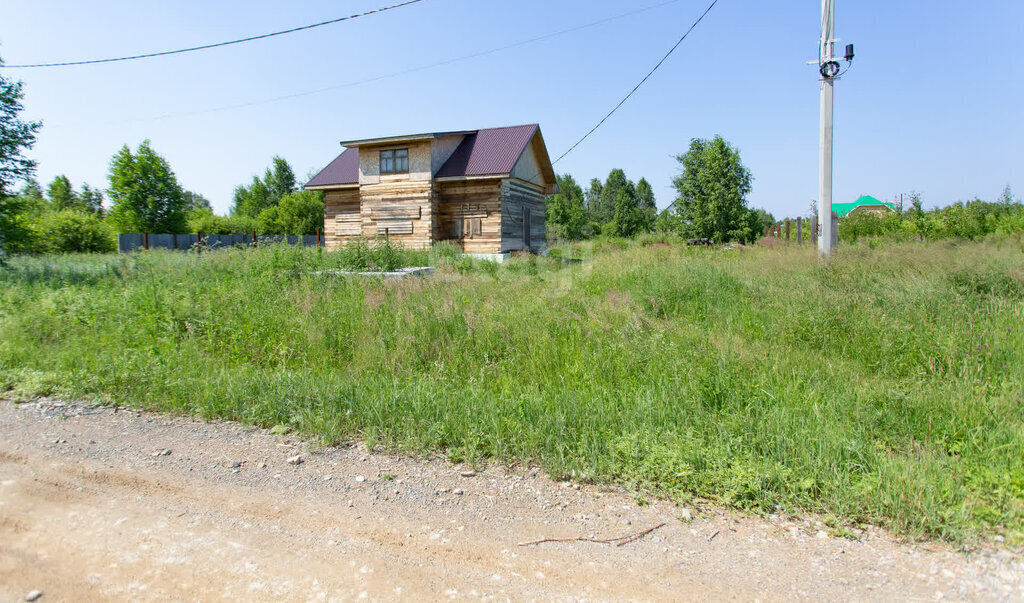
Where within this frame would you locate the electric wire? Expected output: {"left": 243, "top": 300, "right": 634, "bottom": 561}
{"left": 552, "top": 0, "right": 720, "bottom": 165}
{"left": 1, "top": 0, "right": 425, "bottom": 69}
{"left": 50, "top": 0, "right": 687, "bottom": 127}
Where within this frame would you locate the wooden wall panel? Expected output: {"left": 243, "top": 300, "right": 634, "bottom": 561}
{"left": 323, "top": 188, "right": 360, "bottom": 250}
{"left": 358, "top": 180, "right": 434, "bottom": 250}
{"left": 500, "top": 179, "right": 546, "bottom": 253}
{"left": 436, "top": 180, "right": 503, "bottom": 254}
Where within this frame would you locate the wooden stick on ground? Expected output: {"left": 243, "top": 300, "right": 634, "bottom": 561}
{"left": 518, "top": 522, "right": 666, "bottom": 547}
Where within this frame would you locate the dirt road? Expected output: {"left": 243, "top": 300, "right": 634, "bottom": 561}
{"left": 0, "top": 398, "right": 1020, "bottom": 601}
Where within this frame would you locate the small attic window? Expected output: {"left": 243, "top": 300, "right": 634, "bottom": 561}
{"left": 380, "top": 148, "right": 409, "bottom": 175}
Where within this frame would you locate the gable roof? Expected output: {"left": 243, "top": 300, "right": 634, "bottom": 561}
{"left": 305, "top": 147, "right": 359, "bottom": 188}
{"left": 435, "top": 124, "right": 539, "bottom": 178}
{"left": 833, "top": 195, "right": 896, "bottom": 217}
{"left": 304, "top": 124, "right": 552, "bottom": 190}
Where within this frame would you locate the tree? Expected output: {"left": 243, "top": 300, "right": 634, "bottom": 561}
{"left": 78, "top": 184, "right": 104, "bottom": 214}
{"left": 182, "top": 190, "right": 212, "bottom": 214}
{"left": 0, "top": 62, "right": 41, "bottom": 199}
{"left": 908, "top": 192, "right": 926, "bottom": 240}
{"left": 746, "top": 208, "right": 775, "bottom": 240}
{"left": 609, "top": 188, "right": 644, "bottom": 237}
{"left": 0, "top": 60, "right": 42, "bottom": 257}
{"left": 596, "top": 169, "right": 634, "bottom": 226}
{"left": 635, "top": 178, "right": 657, "bottom": 232}
{"left": 47, "top": 174, "right": 76, "bottom": 211}
{"left": 232, "top": 156, "right": 296, "bottom": 218}
{"left": 546, "top": 173, "right": 587, "bottom": 240}
{"left": 584, "top": 178, "right": 603, "bottom": 218}
{"left": 671, "top": 136, "right": 753, "bottom": 243}
{"left": 267, "top": 157, "right": 296, "bottom": 201}
{"left": 256, "top": 190, "right": 323, "bottom": 235}
{"left": 107, "top": 140, "right": 187, "bottom": 233}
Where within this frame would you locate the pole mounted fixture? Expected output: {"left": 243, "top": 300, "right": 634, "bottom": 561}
{"left": 811, "top": 0, "right": 854, "bottom": 257}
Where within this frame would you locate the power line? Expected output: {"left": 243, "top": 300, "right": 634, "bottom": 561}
{"left": 552, "top": 0, "right": 720, "bottom": 165}
{"left": 50, "top": 0, "right": 686, "bottom": 128}
{"left": 1, "top": 0, "right": 425, "bottom": 69}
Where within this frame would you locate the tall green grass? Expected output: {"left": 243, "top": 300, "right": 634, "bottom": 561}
{"left": 2, "top": 238, "right": 1023, "bottom": 544}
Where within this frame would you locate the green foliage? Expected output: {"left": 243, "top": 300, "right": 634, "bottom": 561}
{"left": 231, "top": 156, "right": 296, "bottom": 219}
{"left": 837, "top": 190, "right": 1024, "bottom": 244}
{"left": 186, "top": 209, "right": 256, "bottom": 235}
{"left": 584, "top": 178, "right": 603, "bottom": 221}
{"left": 635, "top": 178, "right": 657, "bottom": 232}
{"left": 43, "top": 175, "right": 104, "bottom": 215}
{"left": 329, "top": 236, "right": 422, "bottom": 272}
{"left": 29, "top": 210, "right": 115, "bottom": 254}
{"left": 255, "top": 190, "right": 324, "bottom": 235}
{"left": 0, "top": 63, "right": 42, "bottom": 258}
{"left": 47, "top": 175, "right": 75, "bottom": 210}
{"left": 0, "top": 62, "right": 41, "bottom": 199}
{"left": 1, "top": 240, "right": 1022, "bottom": 544}
{"left": 597, "top": 168, "right": 633, "bottom": 226}
{"left": 746, "top": 208, "right": 775, "bottom": 239}
{"left": 106, "top": 140, "right": 187, "bottom": 234}
{"left": 609, "top": 188, "right": 644, "bottom": 237}
{"left": 78, "top": 184, "right": 104, "bottom": 215}
{"left": 671, "top": 136, "right": 753, "bottom": 243}
{"left": 545, "top": 173, "right": 587, "bottom": 241}
{"left": 0, "top": 193, "right": 41, "bottom": 254}
{"left": 182, "top": 190, "right": 212, "bottom": 214}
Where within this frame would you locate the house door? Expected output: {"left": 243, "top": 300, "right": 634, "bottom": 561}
{"left": 523, "top": 207, "right": 531, "bottom": 250}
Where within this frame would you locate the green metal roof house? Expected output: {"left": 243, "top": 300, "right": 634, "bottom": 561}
{"left": 833, "top": 195, "right": 896, "bottom": 217}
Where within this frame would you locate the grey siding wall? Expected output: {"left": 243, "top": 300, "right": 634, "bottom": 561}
{"left": 500, "top": 179, "right": 546, "bottom": 253}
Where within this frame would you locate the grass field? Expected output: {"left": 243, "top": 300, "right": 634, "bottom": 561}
{"left": 2, "top": 236, "right": 1023, "bottom": 544}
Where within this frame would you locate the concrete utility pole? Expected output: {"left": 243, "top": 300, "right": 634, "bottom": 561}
{"left": 814, "top": 0, "right": 853, "bottom": 257}
{"left": 818, "top": 0, "right": 836, "bottom": 256}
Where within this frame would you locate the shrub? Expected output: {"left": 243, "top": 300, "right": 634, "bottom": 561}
{"left": 30, "top": 210, "right": 115, "bottom": 254}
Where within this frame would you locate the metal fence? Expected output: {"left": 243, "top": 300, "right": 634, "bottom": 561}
{"left": 117, "top": 233, "right": 323, "bottom": 253}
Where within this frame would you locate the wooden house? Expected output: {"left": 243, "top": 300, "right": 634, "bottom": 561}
{"left": 304, "top": 124, "right": 557, "bottom": 257}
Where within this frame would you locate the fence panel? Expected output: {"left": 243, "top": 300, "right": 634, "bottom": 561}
{"left": 117, "top": 233, "right": 323, "bottom": 253}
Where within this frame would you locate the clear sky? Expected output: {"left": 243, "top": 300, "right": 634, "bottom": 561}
{"left": 2, "top": 0, "right": 1021, "bottom": 217}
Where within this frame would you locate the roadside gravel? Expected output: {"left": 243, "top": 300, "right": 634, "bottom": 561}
{"left": 1, "top": 398, "right": 1021, "bottom": 601}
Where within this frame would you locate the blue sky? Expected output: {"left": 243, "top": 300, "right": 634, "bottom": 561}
{"left": 2, "top": 0, "right": 1022, "bottom": 217}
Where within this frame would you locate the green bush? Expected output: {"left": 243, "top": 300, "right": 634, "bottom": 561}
{"left": 187, "top": 209, "right": 256, "bottom": 235}
{"left": 30, "top": 210, "right": 115, "bottom": 254}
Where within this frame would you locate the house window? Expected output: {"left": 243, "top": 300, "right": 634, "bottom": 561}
{"left": 380, "top": 148, "right": 409, "bottom": 175}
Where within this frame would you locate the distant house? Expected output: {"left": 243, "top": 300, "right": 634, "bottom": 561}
{"left": 833, "top": 195, "right": 896, "bottom": 217}
{"left": 304, "top": 124, "right": 557, "bottom": 258}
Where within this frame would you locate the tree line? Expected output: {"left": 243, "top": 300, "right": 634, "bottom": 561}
{"left": 546, "top": 136, "right": 774, "bottom": 244}
{"left": 835, "top": 188, "right": 1024, "bottom": 243}
{"left": 0, "top": 55, "right": 325, "bottom": 256}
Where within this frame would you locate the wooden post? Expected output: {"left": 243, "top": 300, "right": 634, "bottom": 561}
{"left": 196, "top": 232, "right": 201, "bottom": 255}
{"left": 785, "top": 219, "right": 791, "bottom": 241}
{"left": 316, "top": 228, "right": 321, "bottom": 247}
{"left": 143, "top": 232, "right": 149, "bottom": 250}
{"left": 385, "top": 227, "right": 390, "bottom": 240}
{"left": 253, "top": 229, "right": 257, "bottom": 248}
{"left": 811, "top": 215, "right": 818, "bottom": 243}
{"left": 796, "top": 219, "right": 803, "bottom": 245}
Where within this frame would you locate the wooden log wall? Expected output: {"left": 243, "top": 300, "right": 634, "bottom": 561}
{"left": 323, "top": 188, "right": 360, "bottom": 250}
{"left": 358, "top": 180, "right": 434, "bottom": 250}
{"left": 435, "top": 180, "right": 503, "bottom": 254}
{"left": 500, "top": 179, "right": 546, "bottom": 253}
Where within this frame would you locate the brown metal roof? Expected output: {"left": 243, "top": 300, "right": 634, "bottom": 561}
{"left": 304, "top": 124, "right": 548, "bottom": 189}
{"left": 435, "top": 124, "right": 539, "bottom": 178}
{"left": 305, "top": 147, "right": 359, "bottom": 188}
